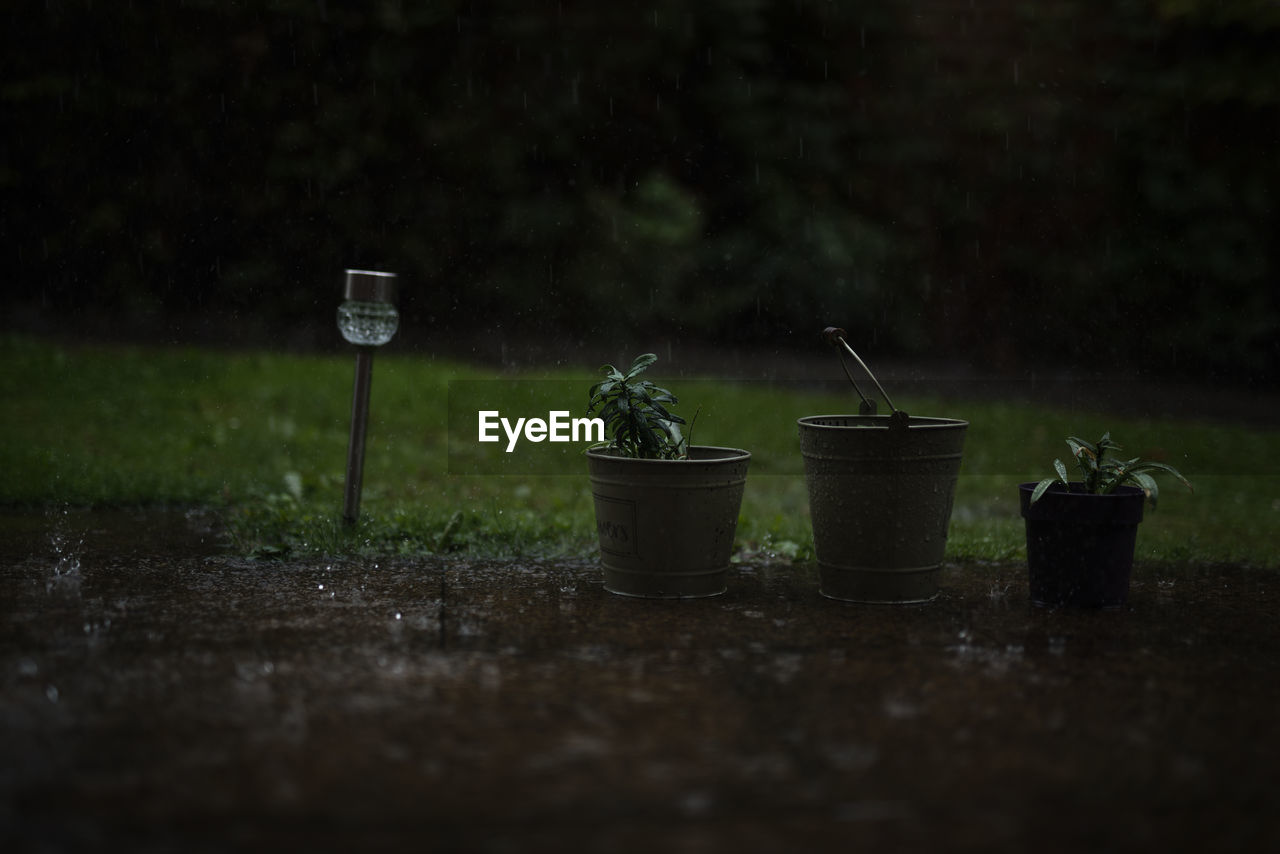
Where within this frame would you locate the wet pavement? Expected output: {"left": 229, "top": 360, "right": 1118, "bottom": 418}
{"left": 2, "top": 511, "right": 1278, "bottom": 852}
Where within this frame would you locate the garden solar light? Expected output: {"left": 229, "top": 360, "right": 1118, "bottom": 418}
{"left": 338, "top": 269, "right": 398, "bottom": 525}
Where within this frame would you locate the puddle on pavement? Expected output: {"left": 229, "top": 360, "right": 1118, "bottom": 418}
{"left": 1, "top": 508, "right": 1276, "bottom": 849}
{"left": 1, "top": 505, "right": 227, "bottom": 564}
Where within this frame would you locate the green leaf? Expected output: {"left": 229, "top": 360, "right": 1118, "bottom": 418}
{"left": 625, "top": 353, "right": 658, "bottom": 379}
{"left": 1053, "top": 458, "right": 1069, "bottom": 484}
{"left": 1030, "top": 478, "right": 1057, "bottom": 504}
{"left": 1130, "top": 461, "right": 1193, "bottom": 493}
{"left": 1132, "top": 472, "right": 1159, "bottom": 509}
{"left": 1064, "top": 437, "right": 1098, "bottom": 485}
{"left": 1065, "top": 437, "right": 1095, "bottom": 459}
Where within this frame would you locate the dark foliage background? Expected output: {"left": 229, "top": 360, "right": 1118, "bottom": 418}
{"left": 3, "top": 0, "right": 1277, "bottom": 379}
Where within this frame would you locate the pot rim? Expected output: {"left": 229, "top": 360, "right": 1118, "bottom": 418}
{"left": 585, "top": 444, "right": 751, "bottom": 464}
{"left": 1018, "top": 481, "right": 1145, "bottom": 523}
{"left": 797, "top": 414, "right": 969, "bottom": 430}
{"left": 1017, "top": 482, "right": 1145, "bottom": 498}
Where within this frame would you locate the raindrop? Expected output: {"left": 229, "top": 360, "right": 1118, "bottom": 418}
{"left": 680, "top": 790, "right": 713, "bottom": 816}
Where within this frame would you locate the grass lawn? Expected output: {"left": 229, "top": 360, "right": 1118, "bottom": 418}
{"left": 3, "top": 334, "right": 1277, "bottom": 566}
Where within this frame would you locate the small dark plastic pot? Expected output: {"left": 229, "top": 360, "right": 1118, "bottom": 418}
{"left": 1018, "top": 483, "right": 1145, "bottom": 609}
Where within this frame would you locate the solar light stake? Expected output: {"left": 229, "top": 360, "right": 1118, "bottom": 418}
{"left": 338, "top": 269, "right": 399, "bottom": 525}
{"left": 342, "top": 346, "right": 374, "bottom": 524}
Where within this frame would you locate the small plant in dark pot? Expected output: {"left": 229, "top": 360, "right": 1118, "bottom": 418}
{"left": 1020, "top": 432, "right": 1192, "bottom": 609}
{"left": 585, "top": 354, "right": 750, "bottom": 598}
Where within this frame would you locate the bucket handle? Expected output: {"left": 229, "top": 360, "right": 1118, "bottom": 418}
{"left": 823, "top": 327, "right": 910, "bottom": 426}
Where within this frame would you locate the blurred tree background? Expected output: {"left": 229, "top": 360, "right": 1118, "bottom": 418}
{"left": 3, "top": 0, "right": 1277, "bottom": 380}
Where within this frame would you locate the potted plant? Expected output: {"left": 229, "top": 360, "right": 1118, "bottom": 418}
{"left": 797, "top": 329, "right": 968, "bottom": 603}
{"left": 585, "top": 353, "right": 750, "bottom": 598}
{"left": 1020, "top": 432, "right": 1192, "bottom": 609}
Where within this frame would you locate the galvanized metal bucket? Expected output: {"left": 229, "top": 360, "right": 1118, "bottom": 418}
{"left": 586, "top": 445, "right": 751, "bottom": 598}
{"left": 798, "top": 328, "right": 966, "bottom": 603}
{"left": 799, "top": 415, "right": 967, "bottom": 603}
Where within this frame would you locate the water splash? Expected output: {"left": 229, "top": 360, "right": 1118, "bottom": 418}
{"left": 48, "top": 505, "right": 83, "bottom": 577}
{"left": 46, "top": 505, "right": 83, "bottom": 595}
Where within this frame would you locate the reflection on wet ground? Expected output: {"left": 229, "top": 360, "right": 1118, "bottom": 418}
{"left": 1, "top": 510, "right": 1277, "bottom": 851}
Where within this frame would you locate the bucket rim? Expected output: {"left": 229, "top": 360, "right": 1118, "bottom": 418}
{"left": 797, "top": 414, "right": 969, "bottom": 430}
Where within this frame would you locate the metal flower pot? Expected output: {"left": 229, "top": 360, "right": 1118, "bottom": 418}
{"left": 1018, "top": 482, "right": 1145, "bottom": 609}
{"left": 586, "top": 446, "right": 751, "bottom": 598}
{"left": 798, "top": 415, "right": 968, "bottom": 603}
